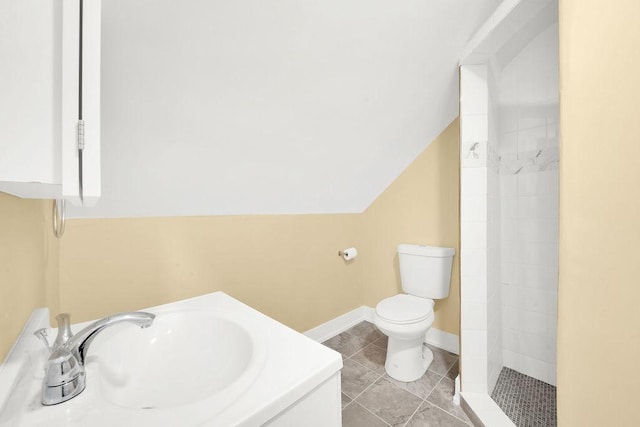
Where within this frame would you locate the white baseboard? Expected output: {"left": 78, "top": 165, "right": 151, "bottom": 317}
{"left": 362, "top": 306, "right": 375, "bottom": 322}
{"left": 426, "top": 327, "right": 460, "bottom": 355}
{"left": 304, "top": 306, "right": 369, "bottom": 343}
{"left": 305, "top": 305, "right": 459, "bottom": 355}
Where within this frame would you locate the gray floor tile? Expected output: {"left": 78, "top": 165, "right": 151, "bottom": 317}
{"left": 342, "top": 402, "right": 389, "bottom": 427}
{"left": 384, "top": 369, "right": 442, "bottom": 400}
{"left": 332, "top": 322, "right": 466, "bottom": 427}
{"left": 323, "top": 331, "right": 369, "bottom": 358}
{"left": 342, "top": 392, "right": 352, "bottom": 409}
{"left": 445, "top": 359, "right": 459, "bottom": 380}
{"left": 372, "top": 335, "right": 388, "bottom": 350}
{"left": 426, "top": 377, "right": 472, "bottom": 423}
{"left": 350, "top": 343, "right": 387, "bottom": 374}
{"left": 345, "top": 321, "right": 385, "bottom": 343}
{"left": 342, "top": 358, "right": 382, "bottom": 399}
{"left": 426, "top": 344, "right": 458, "bottom": 375}
{"left": 405, "top": 401, "right": 470, "bottom": 427}
{"left": 356, "top": 377, "right": 423, "bottom": 427}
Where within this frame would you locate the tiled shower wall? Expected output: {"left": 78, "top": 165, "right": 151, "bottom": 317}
{"left": 498, "top": 24, "right": 558, "bottom": 386}
{"left": 460, "top": 23, "right": 558, "bottom": 393}
{"left": 459, "top": 64, "right": 503, "bottom": 395}
{"left": 460, "top": 64, "right": 492, "bottom": 394}
{"left": 487, "top": 66, "right": 502, "bottom": 394}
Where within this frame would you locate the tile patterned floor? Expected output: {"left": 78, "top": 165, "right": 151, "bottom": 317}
{"left": 491, "top": 367, "right": 557, "bottom": 427}
{"left": 322, "top": 321, "right": 471, "bottom": 427}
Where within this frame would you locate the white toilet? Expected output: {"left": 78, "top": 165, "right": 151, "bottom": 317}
{"left": 374, "top": 244, "right": 455, "bottom": 382}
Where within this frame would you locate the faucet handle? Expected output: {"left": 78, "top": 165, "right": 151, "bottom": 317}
{"left": 33, "top": 328, "right": 51, "bottom": 353}
{"left": 52, "top": 313, "right": 73, "bottom": 350}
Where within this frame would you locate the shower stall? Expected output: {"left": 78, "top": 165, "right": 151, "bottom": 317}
{"left": 458, "top": 0, "right": 558, "bottom": 425}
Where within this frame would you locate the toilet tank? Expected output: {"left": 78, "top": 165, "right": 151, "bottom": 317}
{"left": 398, "top": 244, "right": 455, "bottom": 299}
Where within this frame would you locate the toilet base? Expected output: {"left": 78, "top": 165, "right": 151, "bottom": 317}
{"left": 384, "top": 337, "right": 434, "bottom": 382}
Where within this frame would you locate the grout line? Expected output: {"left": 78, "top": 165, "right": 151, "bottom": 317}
{"left": 446, "top": 408, "right": 474, "bottom": 425}
{"left": 422, "top": 372, "right": 472, "bottom": 425}
{"left": 349, "top": 401, "right": 392, "bottom": 427}
{"left": 370, "top": 338, "right": 387, "bottom": 351}
{"left": 352, "top": 373, "right": 385, "bottom": 401}
{"left": 423, "top": 373, "right": 443, "bottom": 402}
{"left": 347, "top": 346, "right": 365, "bottom": 360}
{"left": 348, "top": 341, "right": 385, "bottom": 365}
{"left": 346, "top": 379, "right": 392, "bottom": 427}
{"left": 346, "top": 354, "right": 377, "bottom": 372}
{"left": 342, "top": 397, "right": 353, "bottom": 410}
{"left": 431, "top": 401, "right": 473, "bottom": 426}
{"left": 389, "top": 372, "right": 444, "bottom": 402}
{"left": 340, "top": 321, "right": 475, "bottom": 426}
{"left": 443, "top": 358, "right": 458, "bottom": 377}
{"left": 410, "top": 383, "right": 438, "bottom": 402}
{"left": 401, "top": 398, "right": 425, "bottom": 427}
{"left": 363, "top": 371, "right": 440, "bottom": 427}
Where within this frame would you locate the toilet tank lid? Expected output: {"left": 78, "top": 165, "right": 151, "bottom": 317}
{"left": 398, "top": 244, "right": 455, "bottom": 257}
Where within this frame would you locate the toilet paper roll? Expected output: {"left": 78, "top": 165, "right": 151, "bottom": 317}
{"left": 342, "top": 247, "right": 358, "bottom": 261}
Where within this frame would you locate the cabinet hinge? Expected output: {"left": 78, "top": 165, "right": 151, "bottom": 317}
{"left": 77, "top": 120, "right": 85, "bottom": 151}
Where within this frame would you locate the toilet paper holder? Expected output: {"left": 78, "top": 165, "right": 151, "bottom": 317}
{"left": 338, "top": 247, "right": 358, "bottom": 261}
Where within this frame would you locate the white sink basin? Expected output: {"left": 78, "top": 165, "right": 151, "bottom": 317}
{"left": 0, "top": 292, "right": 341, "bottom": 426}
{"left": 90, "top": 309, "right": 261, "bottom": 411}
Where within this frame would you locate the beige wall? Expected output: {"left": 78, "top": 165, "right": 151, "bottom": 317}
{"left": 0, "top": 193, "right": 58, "bottom": 360}
{"left": 558, "top": 1, "right": 640, "bottom": 425}
{"left": 361, "top": 119, "right": 460, "bottom": 335}
{"left": 1, "top": 120, "right": 460, "bottom": 359}
{"left": 5, "top": 2, "right": 640, "bottom": 421}
{"left": 59, "top": 214, "right": 363, "bottom": 332}
{"left": 58, "top": 121, "right": 461, "bottom": 335}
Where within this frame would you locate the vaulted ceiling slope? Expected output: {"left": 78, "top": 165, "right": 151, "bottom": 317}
{"left": 69, "top": 0, "right": 499, "bottom": 218}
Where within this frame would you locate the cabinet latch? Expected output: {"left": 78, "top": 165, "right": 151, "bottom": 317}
{"left": 77, "top": 120, "right": 85, "bottom": 151}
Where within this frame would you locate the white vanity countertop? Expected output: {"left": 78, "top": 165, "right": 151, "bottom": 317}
{"left": 0, "top": 292, "right": 342, "bottom": 426}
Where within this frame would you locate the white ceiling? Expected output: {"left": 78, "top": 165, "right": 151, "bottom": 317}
{"left": 69, "top": 0, "right": 499, "bottom": 218}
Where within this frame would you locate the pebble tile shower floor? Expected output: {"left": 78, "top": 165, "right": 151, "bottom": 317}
{"left": 491, "top": 367, "right": 557, "bottom": 427}
{"left": 322, "top": 321, "right": 471, "bottom": 427}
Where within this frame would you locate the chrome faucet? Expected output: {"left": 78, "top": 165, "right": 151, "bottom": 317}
{"left": 34, "top": 311, "right": 155, "bottom": 405}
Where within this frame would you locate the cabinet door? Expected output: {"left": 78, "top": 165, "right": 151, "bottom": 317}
{"left": 62, "top": 0, "right": 101, "bottom": 206}
{"left": 0, "top": 0, "right": 100, "bottom": 205}
{"left": 0, "top": 0, "right": 61, "bottom": 198}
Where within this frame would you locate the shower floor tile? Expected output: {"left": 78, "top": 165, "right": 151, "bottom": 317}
{"left": 491, "top": 367, "right": 557, "bottom": 427}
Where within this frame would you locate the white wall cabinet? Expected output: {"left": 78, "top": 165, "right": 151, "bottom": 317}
{"left": 0, "top": 0, "right": 100, "bottom": 206}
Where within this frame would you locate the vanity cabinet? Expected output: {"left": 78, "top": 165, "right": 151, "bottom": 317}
{"left": 0, "top": 0, "right": 101, "bottom": 206}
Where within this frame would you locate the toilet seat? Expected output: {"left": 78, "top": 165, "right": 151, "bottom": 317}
{"left": 375, "top": 294, "right": 434, "bottom": 325}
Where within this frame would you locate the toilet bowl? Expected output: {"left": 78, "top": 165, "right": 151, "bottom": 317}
{"left": 375, "top": 294, "right": 435, "bottom": 382}
{"left": 373, "top": 244, "right": 454, "bottom": 382}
